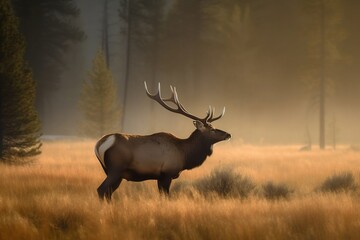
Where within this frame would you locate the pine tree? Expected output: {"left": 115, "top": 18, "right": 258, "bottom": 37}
{"left": 79, "top": 50, "right": 120, "bottom": 138}
{"left": 0, "top": 0, "right": 41, "bottom": 163}
{"left": 13, "top": 0, "right": 85, "bottom": 128}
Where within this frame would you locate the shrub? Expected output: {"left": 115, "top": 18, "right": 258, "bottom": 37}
{"left": 194, "top": 167, "right": 255, "bottom": 198}
{"left": 350, "top": 145, "right": 360, "bottom": 151}
{"left": 318, "top": 172, "right": 357, "bottom": 193}
{"left": 171, "top": 181, "right": 188, "bottom": 193}
{"left": 171, "top": 181, "right": 196, "bottom": 197}
{"left": 262, "top": 181, "right": 293, "bottom": 200}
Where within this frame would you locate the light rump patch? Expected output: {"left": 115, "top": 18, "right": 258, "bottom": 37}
{"left": 95, "top": 135, "right": 116, "bottom": 168}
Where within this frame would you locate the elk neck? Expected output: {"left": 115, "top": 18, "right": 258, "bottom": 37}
{"left": 182, "top": 129, "right": 213, "bottom": 170}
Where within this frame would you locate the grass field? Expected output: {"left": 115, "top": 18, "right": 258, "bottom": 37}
{"left": 1, "top": 141, "right": 360, "bottom": 240}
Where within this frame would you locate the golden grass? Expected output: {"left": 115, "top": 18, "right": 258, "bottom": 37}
{"left": 1, "top": 141, "right": 360, "bottom": 240}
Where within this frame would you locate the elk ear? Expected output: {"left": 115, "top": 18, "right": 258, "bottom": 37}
{"left": 193, "top": 120, "right": 205, "bottom": 131}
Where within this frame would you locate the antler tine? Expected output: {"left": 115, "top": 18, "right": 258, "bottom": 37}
{"left": 162, "top": 85, "right": 176, "bottom": 102}
{"left": 173, "top": 87, "right": 179, "bottom": 103}
{"left": 205, "top": 106, "right": 213, "bottom": 122}
{"left": 145, "top": 81, "right": 156, "bottom": 98}
{"left": 208, "top": 107, "right": 226, "bottom": 122}
{"left": 157, "top": 82, "right": 161, "bottom": 96}
{"left": 207, "top": 106, "right": 212, "bottom": 115}
{"left": 172, "top": 87, "right": 187, "bottom": 112}
{"left": 167, "top": 86, "right": 196, "bottom": 116}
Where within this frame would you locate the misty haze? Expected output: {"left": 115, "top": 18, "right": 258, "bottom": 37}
{"left": 1, "top": 0, "right": 360, "bottom": 239}
{"left": 38, "top": 0, "right": 359, "bottom": 146}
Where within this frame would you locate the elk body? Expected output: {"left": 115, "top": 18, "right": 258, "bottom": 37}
{"left": 95, "top": 82, "right": 231, "bottom": 200}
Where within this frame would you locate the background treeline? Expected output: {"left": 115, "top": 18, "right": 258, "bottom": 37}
{"left": 2, "top": 0, "right": 360, "bottom": 153}
{"left": 113, "top": 0, "right": 360, "bottom": 144}
{"left": 1, "top": 0, "right": 84, "bottom": 162}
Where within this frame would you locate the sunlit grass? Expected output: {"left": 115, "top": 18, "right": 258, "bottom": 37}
{"left": 0, "top": 141, "right": 360, "bottom": 239}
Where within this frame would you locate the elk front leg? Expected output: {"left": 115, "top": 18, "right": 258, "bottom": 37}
{"left": 157, "top": 175, "right": 172, "bottom": 195}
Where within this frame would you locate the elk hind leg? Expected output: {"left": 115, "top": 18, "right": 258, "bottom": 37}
{"left": 97, "top": 175, "right": 122, "bottom": 201}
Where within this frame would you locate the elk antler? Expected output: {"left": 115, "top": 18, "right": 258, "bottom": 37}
{"left": 207, "top": 107, "right": 226, "bottom": 123}
{"left": 144, "top": 82, "right": 225, "bottom": 124}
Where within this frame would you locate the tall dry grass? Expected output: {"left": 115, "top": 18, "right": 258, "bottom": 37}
{"left": 0, "top": 141, "right": 360, "bottom": 239}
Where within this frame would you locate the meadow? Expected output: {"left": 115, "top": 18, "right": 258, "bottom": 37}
{"left": 0, "top": 140, "right": 360, "bottom": 240}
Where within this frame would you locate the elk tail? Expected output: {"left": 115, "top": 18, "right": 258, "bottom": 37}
{"left": 94, "top": 135, "right": 116, "bottom": 175}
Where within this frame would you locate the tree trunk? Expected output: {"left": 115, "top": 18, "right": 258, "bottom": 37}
{"left": 149, "top": 1, "right": 160, "bottom": 132}
{"left": 121, "top": 0, "right": 132, "bottom": 131}
{"left": 0, "top": 100, "right": 3, "bottom": 160}
{"left": 319, "top": 0, "right": 326, "bottom": 149}
{"left": 0, "top": 80, "right": 2, "bottom": 159}
{"left": 102, "top": 0, "right": 110, "bottom": 68}
{"left": 332, "top": 115, "right": 336, "bottom": 150}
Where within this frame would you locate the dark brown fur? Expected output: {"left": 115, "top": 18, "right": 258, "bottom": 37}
{"left": 96, "top": 124, "right": 230, "bottom": 201}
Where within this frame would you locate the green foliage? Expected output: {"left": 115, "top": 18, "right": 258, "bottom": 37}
{"left": 13, "top": 0, "right": 85, "bottom": 116}
{"left": 318, "top": 172, "right": 357, "bottom": 193}
{"left": 194, "top": 167, "right": 255, "bottom": 198}
{"left": 119, "top": 0, "right": 166, "bottom": 50}
{"left": 0, "top": 0, "right": 41, "bottom": 163}
{"left": 262, "top": 181, "right": 293, "bottom": 200}
{"left": 79, "top": 50, "right": 120, "bottom": 138}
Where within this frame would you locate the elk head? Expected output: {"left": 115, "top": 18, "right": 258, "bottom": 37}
{"left": 144, "top": 82, "right": 231, "bottom": 143}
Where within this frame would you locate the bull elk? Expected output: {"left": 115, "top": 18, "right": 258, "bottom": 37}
{"left": 95, "top": 82, "right": 231, "bottom": 200}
